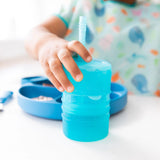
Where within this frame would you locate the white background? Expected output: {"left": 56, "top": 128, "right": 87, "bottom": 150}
{"left": 0, "top": 0, "right": 63, "bottom": 60}
{"left": 0, "top": 0, "right": 62, "bottom": 40}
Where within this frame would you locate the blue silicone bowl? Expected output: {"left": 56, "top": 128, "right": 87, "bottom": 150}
{"left": 18, "top": 77, "right": 127, "bottom": 120}
{"left": 110, "top": 83, "right": 128, "bottom": 115}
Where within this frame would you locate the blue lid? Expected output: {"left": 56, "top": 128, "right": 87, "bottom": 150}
{"left": 63, "top": 58, "right": 112, "bottom": 95}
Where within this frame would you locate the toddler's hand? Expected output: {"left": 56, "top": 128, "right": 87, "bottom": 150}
{"left": 38, "top": 38, "right": 92, "bottom": 92}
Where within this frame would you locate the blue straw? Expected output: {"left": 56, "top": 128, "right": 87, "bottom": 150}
{"left": 79, "top": 16, "right": 87, "bottom": 47}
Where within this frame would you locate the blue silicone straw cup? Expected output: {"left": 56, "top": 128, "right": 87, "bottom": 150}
{"left": 62, "top": 16, "right": 112, "bottom": 142}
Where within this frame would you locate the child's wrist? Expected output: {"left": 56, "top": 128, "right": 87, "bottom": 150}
{"left": 36, "top": 33, "right": 58, "bottom": 59}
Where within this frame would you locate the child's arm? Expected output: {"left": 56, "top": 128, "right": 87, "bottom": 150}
{"left": 25, "top": 16, "right": 92, "bottom": 92}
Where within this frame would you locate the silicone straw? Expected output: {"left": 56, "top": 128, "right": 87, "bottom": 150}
{"left": 79, "top": 16, "right": 87, "bottom": 46}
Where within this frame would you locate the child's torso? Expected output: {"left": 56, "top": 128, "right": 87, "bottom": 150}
{"left": 64, "top": 0, "right": 160, "bottom": 96}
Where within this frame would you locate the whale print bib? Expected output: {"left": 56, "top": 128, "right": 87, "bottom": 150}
{"left": 55, "top": 0, "right": 160, "bottom": 96}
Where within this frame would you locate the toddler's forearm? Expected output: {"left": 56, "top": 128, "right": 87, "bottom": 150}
{"left": 25, "top": 16, "right": 67, "bottom": 60}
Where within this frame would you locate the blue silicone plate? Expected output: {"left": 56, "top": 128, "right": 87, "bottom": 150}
{"left": 17, "top": 76, "right": 127, "bottom": 120}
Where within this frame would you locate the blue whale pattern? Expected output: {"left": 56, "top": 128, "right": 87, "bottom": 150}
{"left": 129, "top": 26, "right": 145, "bottom": 47}
{"left": 131, "top": 74, "right": 149, "bottom": 93}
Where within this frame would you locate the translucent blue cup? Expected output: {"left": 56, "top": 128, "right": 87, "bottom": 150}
{"left": 62, "top": 112, "right": 110, "bottom": 142}
{"left": 62, "top": 58, "right": 112, "bottom": 142}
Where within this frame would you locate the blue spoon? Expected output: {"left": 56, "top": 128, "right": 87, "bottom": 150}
{"left": 0, "top": 91, "right": 13, "bottom": 111}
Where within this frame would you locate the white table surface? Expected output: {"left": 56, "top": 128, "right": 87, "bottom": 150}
{"left": 0, "top": 56, "right": 160, "bottom": 160}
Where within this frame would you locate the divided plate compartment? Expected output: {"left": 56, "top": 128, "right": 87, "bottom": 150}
{"left": 18, "top": 85, "right": 62, "bottom": 120}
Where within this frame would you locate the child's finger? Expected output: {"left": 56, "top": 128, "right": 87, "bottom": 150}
{"left": 67, "top": 40, "right": 92, "bottom": 62}
{"left": 58, "top": 48, "right": 83, "bottom": 82}
{"left": 48, "top": 57, "right": 74, "bottom": 92}
{"left": 43, "top": 64, "right": 64, "bottom": 92}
